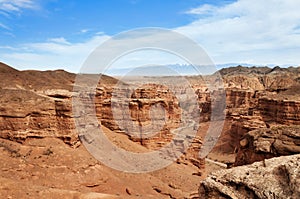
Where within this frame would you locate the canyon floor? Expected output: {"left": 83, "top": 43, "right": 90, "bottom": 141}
{"left": 0, "top": 62, "right": 300, "bottom": 198}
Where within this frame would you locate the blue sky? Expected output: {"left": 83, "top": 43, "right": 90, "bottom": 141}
{"left": 0, "top": 0, "right": 300, "bottom": 72}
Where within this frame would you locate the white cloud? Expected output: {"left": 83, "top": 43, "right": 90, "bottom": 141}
{"left": 0, "top": 22, "right": 10, "bottom": 30}
{"left": 1, "top": 34, "right": 110, "bottom": 72}
{"left": 0, "top": 0, "right": 36, "bottom": 12}
{"left": 80, "top": 29, "right": 90, "bottom": 34}
{"left": 96, "top": 31, "right": 105, "bottom": 35}
{"left": 0, "top": 0, "right": 37, "bottom": 30}
{"left": 185, "top": 4, "right": 217, "bottom": 15}
{"left": 0, "top": 45, "right": 18, "bottom": 50}
{"left": 177, "top": 0, "right": 300, "bottom": 66}
{"left": 1, "top": 29, "right": 215, "bottom": 73}
{"left": 48, "top": 37, "right": 71, "bottom": 45}
{"left": 1, "top": 3, "right": 19, "bottom": 11}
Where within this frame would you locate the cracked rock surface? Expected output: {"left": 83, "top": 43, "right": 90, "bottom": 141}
{"left": 199, "top": 154, "right": 300, "bottom": 199}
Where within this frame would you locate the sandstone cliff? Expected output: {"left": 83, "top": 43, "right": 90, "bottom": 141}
{"left": 208, "top": 65, "right": 300, "bottom": 162}
{"left": 235, "top": 125, "right": 300, "bottom": 166}
{"left": 0, "top": 62, "right": 119, "bottom": 146}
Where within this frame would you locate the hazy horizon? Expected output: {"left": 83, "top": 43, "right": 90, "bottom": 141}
{"left": 2, "top": 61, "right": 299, "bottom": 77}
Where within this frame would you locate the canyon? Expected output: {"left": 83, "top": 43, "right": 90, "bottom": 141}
{"left": 0, "top": 62, "right": 299, "bottom": 198}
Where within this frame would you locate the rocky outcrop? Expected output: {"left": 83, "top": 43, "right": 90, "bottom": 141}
{"left": 208, "top": 65, "right": 300, "bottom": 159}
{"left": 220, "top": 65, "right": 300, "bottom": 91}
{"left": 220, "top": 116, "right": 267, "bottom": 154}
{"left": 96, "top": 84, "right": 182, "bottom": 150}
{"left": 0, "top": 63, "right": 120, "bottom": 147}
{"left": 234, "top": 125, "right": 300, "bottom": 166}
{"left": 0, "top": 88, "right": 78, "bottom": 145}
{"left": 199, "top": 154, "right": 300, "bottom": 199}
{"left": 259, "top": 98, "right": 300, "bottom": 125}
{"left": 95, "top": 83, "right": 206, "bottom": 168}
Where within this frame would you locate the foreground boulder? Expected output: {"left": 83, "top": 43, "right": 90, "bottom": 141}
{"left": 234, "top": 125, "right": 300, "bottom": 166}
{"left": 199, "top": 154, "right": 300, "bottom": 199}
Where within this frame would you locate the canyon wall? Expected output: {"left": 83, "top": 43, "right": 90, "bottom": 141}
{"left": 1, "top": 62, "right": 300, "bottom": 198}
{"left": 1, "top": 63, "right": 300, "bottom": 163}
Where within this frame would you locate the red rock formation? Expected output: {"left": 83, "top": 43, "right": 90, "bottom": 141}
{"left": 259, "top": 98, "right": 300, "bottom": 125}
{"left": 234, "top": 125, "right": 300, "bottom": 166}
{"left": 1, "top": 62, "right": 300, "bottom": 198}
{"left": 0, "top": 88, "right": 78, "bottom": 145}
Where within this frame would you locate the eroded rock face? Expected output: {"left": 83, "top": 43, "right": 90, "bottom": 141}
{"left": 199, "top": 154, "right": 300, "bottom": 199}
{"left": 0, "top": 64, "right": 121, "bottom": 147}
{"left": 209, "top": 66, "right": 300, "bottom": 158}
{"left": 96, "top": 84, "right": 181, "bottom": 150}
{"left": 0, "top": 88, "right": 78, "bottom": 145}
{"left": 234, "top": 125, "right": 300, "bottom": 166}
{"left": 259, "top": 98, "right": 300, "bottom": 125}
{"left": 2, "top": 64, "right": 300, "bottom": 165}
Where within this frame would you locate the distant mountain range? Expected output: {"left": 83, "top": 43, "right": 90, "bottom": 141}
{"left": 105, "top": 63, "right": 297, "bottom": 76}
